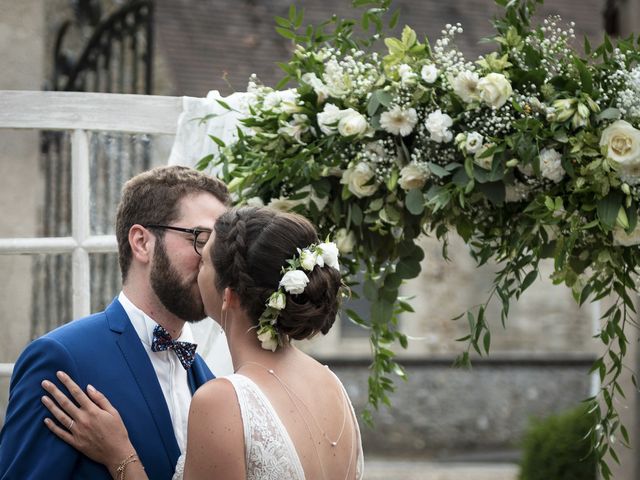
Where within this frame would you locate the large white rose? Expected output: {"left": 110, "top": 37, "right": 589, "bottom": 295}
{"left": 335, "top": 228, "right": 356, "bottom": 254}
{"left": 425, "top": 109, "right": 453, "bottom": 143}
{"left": 477, "top": 73, "right": 513, "bottom": 109}
{"left": 338, "top": 109, "right": 369, "bottom": 137}
{"left": 341, "top": 162, "right": 378, "bottom": 198}
{"left": 398, "top": 163, "right": 429, "bottom": 190}
{"left": 613, "top": 223, "right": 640, "bottom": 246}
{"left": 451, "top": 70, "right": 480, "bottom": 103}
{"left": 600, "top": 120, "right": 640, "bottom": 168}
{"left": 279, "top": 270, "right": 310, "bottom": 294}
{"left": 317, "top": 103, "right": 343, "bottom": 135}
{"left": 318, "top": 242, "right": 340, "bottom": 270}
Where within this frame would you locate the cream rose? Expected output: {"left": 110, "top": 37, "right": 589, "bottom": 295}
{"left": 600, "top": 120, "right": 640, "bottom": 168}
{"left": 338, "top": 109, "right": 369, "bottom": 137}
{"left": 299, "top": 249, "right": 320, "bottom": 271}
{"left": 398, "top": 163, "right": 429, "bottom": 190}
{"left": 257, "top": 327, "right": 279, "bottom": 352}
{"left": 474, "top": 144, "right": 495, "bottom": 170}
{"left": 335, "top": 228, "right": 356, "bottom": 254}
{"left": 341, "top": 162, "right": 378, "bottom": 198}
{"left": 279, "top": 270, "right": 310, "bottom": 294}
{"left": 267, "top": 291, "right": 286, "bottom": 310}
{"left": 477, "top": 73, "right": 513, "bottom": 109}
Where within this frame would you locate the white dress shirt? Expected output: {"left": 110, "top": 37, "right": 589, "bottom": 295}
{"left": 118, "top": 292, "right": 193, "bottom": 453}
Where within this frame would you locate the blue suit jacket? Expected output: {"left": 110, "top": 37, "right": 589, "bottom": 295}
{"left": 0, "top": 299, "right": 214, "bottom": 480}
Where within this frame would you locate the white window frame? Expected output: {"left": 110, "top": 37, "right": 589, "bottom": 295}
{"left": 0, "top": 90, "right": 183, "bottom": 378}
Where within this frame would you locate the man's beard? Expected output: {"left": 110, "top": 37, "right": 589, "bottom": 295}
{"left": 150, "top": 239, "right": 206, "bottom": 323}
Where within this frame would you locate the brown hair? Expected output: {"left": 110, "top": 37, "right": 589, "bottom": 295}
{"left": 115, "top": 165, "right": 229, "bottom": 281}
{"left": 210, "top": 207, "right": 341, "bottom": 340}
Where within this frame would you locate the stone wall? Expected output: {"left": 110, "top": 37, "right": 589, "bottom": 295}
{"left": 331, "top": 358, "right": 594, "bottom": 459}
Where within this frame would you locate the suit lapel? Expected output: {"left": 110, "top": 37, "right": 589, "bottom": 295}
{"left": 105, "top": 300, "right": 181, "bottom": 466}
{"left": 188, "top": 354, "right": 215, "bottom": 395}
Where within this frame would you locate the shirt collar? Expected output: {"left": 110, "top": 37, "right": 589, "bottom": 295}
{"left": 118, "top": 291, "right": 195, "bottom": 347}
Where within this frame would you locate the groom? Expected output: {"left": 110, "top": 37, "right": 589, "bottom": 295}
{"left": 0, "top": 166, "right": 229, "bottom": 479}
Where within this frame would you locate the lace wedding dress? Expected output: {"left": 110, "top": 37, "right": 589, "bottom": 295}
{"left": 173, "top": 373, "right": 364, "bottom": 480}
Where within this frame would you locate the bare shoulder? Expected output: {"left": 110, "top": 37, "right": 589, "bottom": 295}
{"left": 184, "top": 378, "right": 245, "bottom": 478}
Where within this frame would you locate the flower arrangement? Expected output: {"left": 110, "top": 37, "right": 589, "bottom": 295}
{"left": 201, "top": 0, "right": 640, "bottom": 473}
{"left": 257, "top": 241, "right": 341, "bottom": 351}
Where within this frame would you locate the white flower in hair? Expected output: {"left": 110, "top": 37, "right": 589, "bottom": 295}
{"left": 279, "top": 270, "right": 310, "bottom": 294}
{"left": 299, "top": 249, "right": 320, "bottom": 271}
{"left": 318, "top": 242, "right": 340, "bottom": 270}
{"left": 267, "top": 291, "right": 286, "bottom": 310}
{"left": 257, "top": 326, "right": 279, "bottom": 352}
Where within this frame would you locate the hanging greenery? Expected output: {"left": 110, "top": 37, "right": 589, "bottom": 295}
{"left": 199, "top": 1, "right": 640, "bottom": 474}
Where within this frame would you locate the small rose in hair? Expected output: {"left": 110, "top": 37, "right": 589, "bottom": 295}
{"left": 318, "top": 242, "right": 340, "bottom": 270}
{"left": 279, "top": 270, "right": 310, "bottom": 294}
{"left": 257, "top": 324, "right": 279, "bottom": 352}
{"left": 267, "top": 291, "right": 287, "bottom": 310}
{"left": 299, "top": 249, "right": 320, "bottom": 271}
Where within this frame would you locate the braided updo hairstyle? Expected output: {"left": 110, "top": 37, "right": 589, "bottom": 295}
{"left": 210, "top": 207, "right": 342, "bottom": 341}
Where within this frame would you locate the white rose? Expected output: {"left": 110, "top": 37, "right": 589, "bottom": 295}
{"left": 600, "top": 120, "right": 640, "bottom": 168}
{"left": 398, "top": 64, "right": 416, "bottom": 85}
{"left": 398, "top": 163, "right": 429, "bottom": 190}
{"left": 451, "top": 70, "right": 480, "bottom": 103}
{"left": 267, "top": 291, "right": 286, "bottom": 310}
{"left": 268, "top": 196, "right": 304, "bottom": 211}
{"left": 279, "top": 270, "right": 310, "bottom": 294}
{"left": 425, "top": 109, "right": 453, "bottom": 143}
{"left": 465, "top": 132, "right": 484, "bottom": 153}
{"left": 301, "top": 72, "right": 330, "bottom": 103}
{"left": 474, "top": 143, "right": 495, "bottom": 170}
{"left": 613, "top": 223, "right": 640, "bottom": 246}
{"left": 318, "top": 242, "right": 340, "bottom": 270}
{"left": 539, "top": 148, "right": 565, "bottom": 183}
{"left": 341, "top": 162, "right": 378, "bottom": 198}
{"left": 335, "top": 228, "right": 356, "bottom": 254}
{"left": 245, "top": 197, "right": 265, "bottom": 207}
{"left": 257, "top": 328, "right": 279, "bottom": 352}
{"left": 421, "top": 64, "right": 438, "bottom": 84}
{"left": 338, "top": 109, "right": 369, "bottom": 137}
{"left": 477, "top": 73, "right": 513, "bottom": 109}
{"left": 299, "top": 249, "right": 319, "bottom": 271}
{"left": 317, "top": 103, "right": 343, "bottom": 135}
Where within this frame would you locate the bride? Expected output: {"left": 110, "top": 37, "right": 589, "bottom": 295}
{"left": 40, "top": 206, "right": 363, "bottom": 480}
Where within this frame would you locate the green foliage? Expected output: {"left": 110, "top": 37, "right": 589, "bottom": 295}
{"left": 519, "top": 405, "right": 597, "bottom": 480}
{"left": 199, "top": 0, "right": 640, "bottom": 473}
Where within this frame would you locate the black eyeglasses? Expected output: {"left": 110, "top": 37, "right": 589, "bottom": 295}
{"left": 144, "top": 225, "right": 212, "bottom": 256}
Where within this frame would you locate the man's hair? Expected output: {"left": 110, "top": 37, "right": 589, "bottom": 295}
{"left": 115, "top": 165, "right": 229, "bottom": 281}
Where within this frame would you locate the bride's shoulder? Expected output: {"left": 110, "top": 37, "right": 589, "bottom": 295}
{"left": 190, "top": 377, "right": 238, "bottom": 416}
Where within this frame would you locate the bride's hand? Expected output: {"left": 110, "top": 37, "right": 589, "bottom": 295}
{"left": 41, "top": 371, "right": 135, "bottom": 473}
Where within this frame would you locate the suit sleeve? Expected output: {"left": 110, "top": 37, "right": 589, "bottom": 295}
{"left": 0, "top": 336, "right": 82, "bottom": 480}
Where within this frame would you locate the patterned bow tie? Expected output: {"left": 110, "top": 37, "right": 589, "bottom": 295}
{"left": 151, "top": 324, "right": 197, "bottom": 370}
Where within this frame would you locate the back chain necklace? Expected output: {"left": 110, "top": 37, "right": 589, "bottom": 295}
{"left": 236, "top": 361, "right": 355, "bottom": 480}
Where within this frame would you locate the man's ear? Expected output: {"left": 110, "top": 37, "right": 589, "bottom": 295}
{"left": 129, "top": 224, "right": 154, "bottom": 264}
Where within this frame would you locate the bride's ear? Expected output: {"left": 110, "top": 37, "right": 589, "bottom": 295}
{"left": 222, "top": 287, "right": 240, "bottom": 309}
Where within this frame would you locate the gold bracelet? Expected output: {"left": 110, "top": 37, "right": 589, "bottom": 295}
{"left": 115, "top": 453, "right": 140, "bottom": 480}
